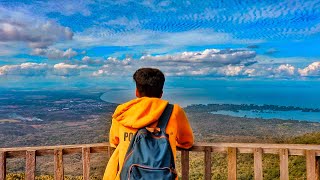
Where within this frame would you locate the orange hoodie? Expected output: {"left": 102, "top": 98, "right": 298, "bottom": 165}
{"left": 103, "top": 97, "right": 194, "bottom": 180}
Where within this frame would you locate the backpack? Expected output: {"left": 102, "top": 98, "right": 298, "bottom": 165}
{"left": 120, "top": 104, "right": 177, "bottom": 180}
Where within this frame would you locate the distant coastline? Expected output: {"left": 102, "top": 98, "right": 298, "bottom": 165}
{"left": 185, "top": 103, "right": 320, "bottom": 113}
{"left": 185, "top": 104, "right": 320, "bottom": 122}
{"left": 99, "top": 81, "right": 320, "bottom": 108}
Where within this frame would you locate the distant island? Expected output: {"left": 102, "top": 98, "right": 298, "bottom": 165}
{"left": 185, "top": 103, "right": 320, "bottom": 113}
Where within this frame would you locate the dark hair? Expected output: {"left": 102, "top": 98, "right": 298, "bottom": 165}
{"left": 133, "top": 68, "right": 165, "bottom": 98}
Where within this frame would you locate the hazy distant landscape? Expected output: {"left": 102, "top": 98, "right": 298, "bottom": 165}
{"left": 0, "top": 89, "right": 116, "bottom": 147}
{"left": 2, "top": 89, "right": 320, "bottom": 148}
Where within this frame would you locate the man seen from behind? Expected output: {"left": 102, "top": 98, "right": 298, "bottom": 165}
{"left": 103, "top": 68, "right": 194, "bottom": 179}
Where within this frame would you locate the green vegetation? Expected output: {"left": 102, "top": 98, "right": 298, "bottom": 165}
{"left": 284, "top": 132, "right": 320, "bottom": 144}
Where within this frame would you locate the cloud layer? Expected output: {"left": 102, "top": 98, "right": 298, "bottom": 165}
{"left": 0, "top": 6, "right": 73, "bottom": 49}
{"left": 87, "top": 49, "right": 320, "bottom": 78}
{"left": 0, "top": 63, "right": 48, "bottom": 76}
{"left": 0, "top": 63, "right": 87, "bottom": 77}
{"left": 0, "top": 1, "right": 320, "bottom": 82}
{"left": 90, "top": 49, "right": 256, "bottom": 76}
{"left": 1, "top": 51, "right": 320, "bottom": 79}
{"left": 298, "top": 62, "right": 320, "bottom": 77}
{"left": 32, "top": 48, "right": 78, "bottom": 59}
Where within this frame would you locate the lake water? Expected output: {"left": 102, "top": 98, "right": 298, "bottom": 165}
{"left": 100, "top": 79, "right": 320, "bottom": 122}
{"left": 100, "top": 79, "right": 320, "bottom": 107}
{"left": 211, "top": 110, "right": 320, "bottom": 122}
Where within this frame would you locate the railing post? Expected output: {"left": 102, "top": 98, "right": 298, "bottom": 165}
{"left": 26, "top": 150, "right": 36, "bottom": 180}
{"left": 228, "top": 147, "right": 237, "bottom": 180}
{"left": 254, "top": 148, "right": 263, "bottom": 180}
{"left": 306, "top": 150, "right": 316, "bottom": 180}
{"left": 54, "top": 149, "right": 64, "bottom": 180}
{"left": 0, "top": 151, "right": 6, "bottom": 180}
{"left": 279, "top": 149, "right": 289, "bottom": 180}
{"left": 204, "top": 147, "right": 212, "bottom": 180}
{"left": 316, "top": 156, "right": 320, "bottom": 180}
{"left": 108, "top": 146, "right": 113, "bottom": 158}
{"left": 82, "top": 147, "right": 90, "bottom": 180}
{"left": 181, "top": 150, "right": 189, "bottom": 180}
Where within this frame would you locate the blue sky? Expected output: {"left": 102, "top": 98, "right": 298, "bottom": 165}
{"left": 1, "top": 0, "right": 320, "bottom": 89}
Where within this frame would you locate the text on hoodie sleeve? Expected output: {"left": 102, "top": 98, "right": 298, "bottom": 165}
{"left": 109, "top": 118, "right": 120, "bottom": 148}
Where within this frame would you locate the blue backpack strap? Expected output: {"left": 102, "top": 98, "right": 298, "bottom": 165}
{"left": 157, "top": 103, "right": 174, "bottom": 130}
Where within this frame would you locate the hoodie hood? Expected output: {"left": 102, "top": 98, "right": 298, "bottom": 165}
{"left": 112, "top": 97, "right": 169, "bottom": 128}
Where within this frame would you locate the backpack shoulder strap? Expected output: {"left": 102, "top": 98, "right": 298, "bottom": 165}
{"left": 157, "top": 103, "right": 174, "bottom": 131}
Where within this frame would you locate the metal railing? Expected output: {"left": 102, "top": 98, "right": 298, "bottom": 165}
{"left": 1, "top": 142, "right": 320, "bottom": 180}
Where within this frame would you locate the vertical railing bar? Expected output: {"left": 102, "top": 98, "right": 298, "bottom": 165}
{"left": 279, "top": 148, "right": 289, "bottom": 180}
{"left": 108, "top": 146, "right": 112, "bottom": 159}
{"left": 316, "top": 156, "right": 320, "bottom": 180}
{"left": 82, "top": 147, "right": 91, "bottom": 180}
{"left": 181, "top": 150, "right": 189, "bottom": 180}
{"left": 26, "top": 150, "right": 36, "bottom": 180}
{"left": 254, "top": 148, "right": 263, "bottom": 180}
{"left": 204, "top": 147, "right": 212, "bottom": 180}
{"left": 306, "top": 150, "right": 316, "bottom": 180}
{"left": 0, "top": 151, "right": 6, "bottom": 180}
{"left": 54, "top": 149, "right": 64, "bottom": 180}
{"left": 228, "top": 147, "right": 237, "bottom": 180}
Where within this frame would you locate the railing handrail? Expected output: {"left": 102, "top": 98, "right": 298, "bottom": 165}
{"left": 0, "top": 143, "right": 110, "bottom": 158}
{"left": 2, "top": 142, "right": 320, "bottom": 151}
{"left": 1, "top": 142, "right": 320, "bottom": 180}
{"left": 2, "top": 142, "right": 320, "bottom": 157}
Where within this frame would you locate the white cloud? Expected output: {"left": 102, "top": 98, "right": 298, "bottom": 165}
{"left": 32, "top": 48, "right": 78, "bottom": 59}
{"left": 37, "top": 0, "right": 92, "bottom": 16}
{"left": 243, "top": 68, "right": 256, "bottom": 76}
{"left": 82, "top": 56, "right": 91, "bottom": 62}
{"left": 229, "top": 0, "right": 320, "bottom": 37}
{"left": 276, "top": 64, "right": 295, "bottom": 76}
{"left": 1, "top": 52, "right": 320, "bottom": 79}
{"left": 92, "top": 69, "right": 105, "bottom": 76}
{"left": 179, "top": 8, "right": 221, "bottom": 21}
{"left": 92, "top": 49, "right": 256, "bottom": 77}
{"left": 236, "top": 63, "right": 296, "bottom": 78}
{"left": 140, "top": 49, "right": 256, "bottom": 65}
{"left": 63, "top": 48, "right": 78, "bottom": 59}
{"left": 298, "top": 62, "right": 320, "bottom": 76}
{"left": 0, "top": 63, "right": 48, "bottom": 76}
{"left": 53, "top": 63, "right": 88, "bottom": 76}
{"left": 218, "top": 65, "right": 244, "bottom": 76}
{"left": 62, "top": 29, "right": 263, "bottom": 50}
{"left": 0, "top": 6, "right": 73, "bottom": 48}
{"left": 141, "top": 0, "right": 176, "bottom": 12}
{"left": 91, "top": 50, "right": 320, "bottom": 79}
{"left": 105, "top": 16, "right": 142, "bottom": 30}
{"left": 232, "top": 0, "right": 318, "bottom": 23}
{"left": 0, "top": 62, "right": 88, "bottom": 77}
{"left": 81, "top": 56, "right": 106, "bottom": 65}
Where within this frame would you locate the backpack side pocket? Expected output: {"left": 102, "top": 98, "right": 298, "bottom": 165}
{"left": 129, "top": 164, "right": 176, "bottom": 180}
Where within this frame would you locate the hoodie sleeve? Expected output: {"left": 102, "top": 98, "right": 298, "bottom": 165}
{"left": 175, "top": 105, "right": 194, "bottom": 149}
{"left": 109, "top": 118, "right": 120, "bottom": 148}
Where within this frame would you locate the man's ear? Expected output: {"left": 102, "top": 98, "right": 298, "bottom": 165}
{"left": 135, "top": 88, "right": 140, "bottom": 98}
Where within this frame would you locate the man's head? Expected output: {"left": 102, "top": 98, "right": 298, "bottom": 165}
{"left": 133, "top": 68, "right": 165, "bottom": 98}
